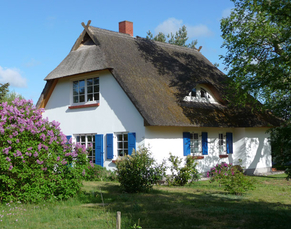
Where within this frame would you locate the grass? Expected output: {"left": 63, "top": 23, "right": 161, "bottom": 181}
{"left": 0, "top": 174, "right": 291, "bottom": 229}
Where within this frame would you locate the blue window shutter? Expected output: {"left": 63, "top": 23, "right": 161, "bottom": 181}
{"left": 106, "top": 134, "right": 113, "bottom": 159}
{"left": 183, "top": 132, "right": 191, "bottom": 156}
{"left": 226, "top": 132, "right": 233, "bottom": 154}
{"left": 95, "top": 134, "right": 104, "bottom": 167}
{"left": 128, "top": 132, "right": 136, "bottom": 155}
{"left": 66, "top": 135, "right": 72, "bottom": 143}
{"left": 202, "top": 132, "right": 208, "bottom": 155}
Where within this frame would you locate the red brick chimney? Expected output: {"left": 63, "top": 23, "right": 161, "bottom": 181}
{"left": 119, "top": 21, "right": 133, "bottom": 36}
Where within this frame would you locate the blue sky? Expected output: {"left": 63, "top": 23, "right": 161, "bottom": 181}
{"left": 0, "top": 0, "right": 234, "bottom": 103}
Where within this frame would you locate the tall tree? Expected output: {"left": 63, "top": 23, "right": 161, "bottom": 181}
{"left": 146, "top": 25, "right": 198, "bottom": 49}
{"left": 0, "top": 83, "right": 9, "bottom": 103}
{"left": 221, "top": 0, "right": 291, "bottom": 178}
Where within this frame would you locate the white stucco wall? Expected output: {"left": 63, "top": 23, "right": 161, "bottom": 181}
{"left": 144, "top": 126, "right": 271, "bottom": 174}
{"left": 43, "top": 70, "right": 145, "bottom": 169}
{"left": 43, "top": 70, "right": 272, "bottom": 174}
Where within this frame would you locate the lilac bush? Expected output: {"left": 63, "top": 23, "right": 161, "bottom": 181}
{"left": 207, "top": 162, "right": 255, "bottom": 195}
{"left": 0, "top": 99, "right": 89, "bottom": 203}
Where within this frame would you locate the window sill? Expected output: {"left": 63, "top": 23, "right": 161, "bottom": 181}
{"left": 219, "top": 155, "right": 228, "bottom": 158}
{"left": 192, "top": 156, "right": 204, "bottom": 160}
{"left": 68, "top": 103, "right": 100, "bottom": 109}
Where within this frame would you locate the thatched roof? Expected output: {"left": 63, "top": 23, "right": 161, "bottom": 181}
{"left": 38, "top": 23, "right": 281, "bottom": 128}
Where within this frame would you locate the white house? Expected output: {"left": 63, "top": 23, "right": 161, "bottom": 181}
{"left": 37, "top": 21, "right": 281, "bottom": 175}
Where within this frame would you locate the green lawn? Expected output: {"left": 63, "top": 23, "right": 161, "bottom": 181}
{"left": 1, "top": 174, "right": 291, "bottom": 229}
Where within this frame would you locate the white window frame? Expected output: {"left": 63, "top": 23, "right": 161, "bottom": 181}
{"left": 72, "top": 76, "right": 99, "bottom": 105}
{"left": 218, "top": 133, "right": 226, "bottom": 154}
{"left": 190, "top": 132, "right": 201, "bottom": 155}
{"left": 115, "top": 132, "right": 129, "bottom": 157}
{"left": 75, "top": 134, "right": 96, "bottom": 163}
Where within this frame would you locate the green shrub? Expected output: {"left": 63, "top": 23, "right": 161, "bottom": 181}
{"left": 115, "top": 146, "right": 166, "bottom": 193}
{"left": 0, "top": 99, "right": 89, "bottom": 203}
{"left": 207, "top": 162, "right": 255, "bottom": 195}
{"left": 167, "top": 153, "right": 200, "bottom": 186}
{"left": 84, "top": 163, "right": 117, "bottom": 181}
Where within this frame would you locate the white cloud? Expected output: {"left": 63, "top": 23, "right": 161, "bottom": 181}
{"left": 0, "top": 66, "right": 27, "bottom": 88}
{"left": 222, "top": 8, "right": 233, "bottom": 18}
{"left": 154, "top": 18, "right": 212, "bottom": 38}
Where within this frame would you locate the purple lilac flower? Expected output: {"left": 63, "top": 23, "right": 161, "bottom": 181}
{"left": 16, "top": 150, "right": 22, "bottom": 157}
{"left": 42, "top": 167, "right": 47, "bottom": 171}
{"left": 6, "top": 157, "right": 11, "bottom": 162}
{"left": 38, "top": 143, "right": 42, "bottom": 151}
{"left": 42, "top": 145, "right": 48, "bottom": 150}
{"left": 7, "top": 140, "right": 12, "bottom": 144}
{"left": 9, "top": 165, "right": 13, "bottom": 171}
{"left": 27, "top": 147, "right": 32, "bottom": 151}
{"left": 23, "top": 160, "right": 25, "bottom": 163}
{"left": 36, "top": 159, "right": 44, "bottom": 165}
{"left": 82, "top": 169, "right": 86, "bottom": 176}
{"left": 33, "top": 152, "right": 38, "bottom": 157}
{"left": 57, "top": 156, "right": 60, "bottom": 161}
{"left": 16, "top": 139, "right": 19, "bottom": 143}
{"left": 9, "top": 135, "right": 13, "bottom": 139}
{"left": 61, "top": 160, "right": 67, "bottom": 165}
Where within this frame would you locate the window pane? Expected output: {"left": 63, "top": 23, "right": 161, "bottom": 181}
{"left": 87, "top": 78, "right": 93, "bottom": 86}
{"left": 79, "top": 80, "right": 85, "bottom": 88}
{"left": 94, "top": 77, "right": 99, "bottom": 85}
{"left": 79, "top": 87, "right": 85, "bottom": 95}
{"left": 73, "top": 88, "right": 78, "bottom": 96}
{"left": 76, "top": 136, "right": 80, "bottom": 142}
{"left": 118, "top": 142, "right": 123, "bottom": 149}
{"left": 124, "top": 142, "right": 128, "bottom": 148}
{"left": 117, "top": 134, "right": 122, "bottom": 141}
{"left": 94, "top": 85, "right": 99, "bottom": 93}
{"left": 124, "top": 150, "right": 128, "bottom": 156}
{"left": 80, "top": 95, "right": 85, "bottom": 102}
{"left": 87, "top": 136, "right": 92, "bottom": 142}
{"left": 87, "top": 94, "right": 93, "bottom": 102}
{"left": 94, "top": 93, "right": 99, "bottom": 101}
{"left": 81, "top": 136, "right": 85, "bottom": 142}
{"left": 191, "top": 88, "right": 196, "bottom": 97}
{"left": 73, "top": 96, "right": 79, "bottom": 103}
{"left": 118, "top": 150, "right": 124, "bottom": 157}
{"left": 73, "top": 81, "right": 79, "bottom": 88}
{"left": 201, "top": 88, "right": 206, "bottom": 98}
{"left": 87, "top": 86, "right": 93, "bottom": 93}
{"left": 124, "top": 134, "right": 128, "bottom": 141}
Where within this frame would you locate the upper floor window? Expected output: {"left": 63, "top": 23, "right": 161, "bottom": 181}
{"left": 73, "top": 77, "right": 99, "bottom": 104}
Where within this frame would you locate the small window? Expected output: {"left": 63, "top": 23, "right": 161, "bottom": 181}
{"left": 117, "top": 133, "right": 128, "bottom": 157}
{"left": 190, "top": 133, "right": 200, "bottom": 155}
{"left": 73, "top": 77, "right": 99, "bottom": 104}
{"left": 76, "top": 134, "right": 95, "bottom": 163}
{"left": 218, "top": 133, "right": 224, "bottom": 154}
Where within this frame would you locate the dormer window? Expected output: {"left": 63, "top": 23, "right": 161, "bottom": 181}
{"left": 184, "top": 85, "right": 217, "bottom": 104}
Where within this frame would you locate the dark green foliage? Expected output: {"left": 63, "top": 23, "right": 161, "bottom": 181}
{"left": 146, "top": 25, "right": 198, "bottom": 49}
{"left": 0, "top": 83, "right": 9, "bottom": 102}
{"left": 84, "top": 163, "right": 117, "bottom": 181}
{"left": 167, "top": 153, "right": 200, "bottom": 186}
{"left": 115, "top": 146, "right": 166, "bottom": 193}
{"left": 220, "top": 0, "right": 291, "bottom": 179}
